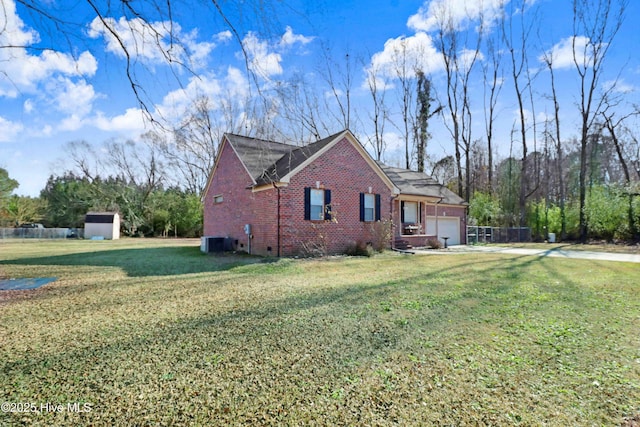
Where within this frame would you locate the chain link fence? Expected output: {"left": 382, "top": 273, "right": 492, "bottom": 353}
{"left": 0, "top": 228, "right": 84, "bottom": 239}
{"left": 467, "top": 226, "right": 531, "bottom": 244}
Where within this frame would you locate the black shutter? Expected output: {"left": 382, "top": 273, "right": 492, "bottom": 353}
{"left": 419, "top": 202, "right": 422, "bottom": 224}
{"left": 401, "top": 201, "right": 405, "bottom": 223}
{"left": 375, "top": 194, "right": 381, "bottom": 221}
{"left": 359, "top": 193, "right": 365, "bottom": 222}
{"left": 324, "top": 189, "right": 332, "bottom": 220}
{"left": 304, "top": 187, "right": 311, "bottom": 220}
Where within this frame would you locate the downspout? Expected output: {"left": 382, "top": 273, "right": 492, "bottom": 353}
{"left": 275, "top": 183, "right": 281, "bottom": 257}
{"left": 391, "top": 195, "right": 399, "bottom": 250}
{"left": 435, "top": 198, "right": 443, "bottom": 242}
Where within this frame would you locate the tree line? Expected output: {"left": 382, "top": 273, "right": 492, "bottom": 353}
{"left": 1, "top": 0, "right": 639, "bottom": 242}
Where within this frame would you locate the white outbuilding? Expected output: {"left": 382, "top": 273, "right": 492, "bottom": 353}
{"left": 84, "top": 212, "right": 120, "bottom": 240}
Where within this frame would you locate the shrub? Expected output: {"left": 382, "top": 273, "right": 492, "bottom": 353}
{"left": 425, "top": 238, "right": 443, "bottom": 249}
{"left": 469, "top": 192, "right": 501, "bottom": 226}
{"left": 369, "top": 218, "right": 394, "bottom": 252}
{"left": 585, "top": 185, "right": 628, "bottom": 241}
{"left": 344, "top": 240, "right": 375, "bottom": 257}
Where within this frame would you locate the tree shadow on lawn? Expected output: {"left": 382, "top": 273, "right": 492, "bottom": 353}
{"left": 0, "top": 245, "right": 275, "bottom": 278}
{"left": 5, "top": 253, "right": 629, "bottom": 425}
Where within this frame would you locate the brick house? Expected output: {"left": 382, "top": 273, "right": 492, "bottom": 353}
{"left": 202, "top": 129, "right": 467, "bottom": 256}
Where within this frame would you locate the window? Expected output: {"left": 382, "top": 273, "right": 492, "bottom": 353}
{"left": 213, "top": 195, "right": 223, "bottom": 203}
{"left": 360, "top": 193, "right": 381, "bottom": 222}
{"left": 402, "top": 201, "right": 418, "bottom": 223}
{"left": 310, "top": 189, "right": 325, "bottom": 220}
{"left": 364, "top": 194, "right": 374, "bottom": 221}
{"left": 304, "top": 188, "right": 332, "bottom": 220}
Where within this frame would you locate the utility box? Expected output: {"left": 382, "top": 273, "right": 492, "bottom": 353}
{"left": 201, "top": 237, "right": 233, "bottom": 253}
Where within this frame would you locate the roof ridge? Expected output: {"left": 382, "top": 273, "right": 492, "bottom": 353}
{"left": 224, "top": 132, "right": 299, "bottom": 149}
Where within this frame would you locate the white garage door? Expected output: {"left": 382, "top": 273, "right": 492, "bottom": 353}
{"left": 426, "top": 216, "right": 460, "bottom": 246}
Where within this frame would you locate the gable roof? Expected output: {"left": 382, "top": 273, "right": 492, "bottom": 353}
{"left": 221, "top": 130, "right": 397, "bottom": 192}
{"left": 224, "top": 134, "right": 295, "bottom": 182}
{"left": 207, "top": 130, "right": 464, "bottom": 206}
{"left": 378, "top": 163, "right": 467, "bottom": 206}
{"left": 255, "top": 132, "right": 340, "bottom": 185}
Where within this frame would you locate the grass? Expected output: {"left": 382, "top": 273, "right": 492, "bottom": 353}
{"left": 1, "top": 239, "right": 639, "bottom": 426}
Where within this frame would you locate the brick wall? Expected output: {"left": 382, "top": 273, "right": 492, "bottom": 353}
{"left": 279, "top": 136, "right": 394, "bottom": 256}
{"left": 203, "top": 140, "right": 278, "bottom": 256}
{"left": 204, "top": 135, "right": 464, "bottom": 256}
{"left": 425, "top": 204, "right": 468, "bottom": 244}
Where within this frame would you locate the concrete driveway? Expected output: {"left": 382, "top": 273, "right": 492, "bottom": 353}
{"left": 415, "top": 245, "right": 640, "bottom": 264}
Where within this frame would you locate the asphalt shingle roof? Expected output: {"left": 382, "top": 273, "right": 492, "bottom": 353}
{"left": 377, "top": 163, "right": 467, "bottom": 205}
{"left": 224, "top": 131, "right": 466, "bottom": 206}
{"left": 225, "top": 131, "right": 344, "bottom": 185}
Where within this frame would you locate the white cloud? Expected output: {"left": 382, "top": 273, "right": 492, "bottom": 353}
{"left": 223, "top": 66, "right": 250, "bottom": 99}
{"left": 540, "top": 36, "right": 596, "bottom": 70}
{"left": 603, "top": 78, "right": 636, "bottom": 94}
{"left": 241, "top": 27, "right": 314, "bottom": 79}
{"left": 216, "top": 30, "right": 233, "bottom": 42}
{"left": 408, "top": 0, "right": 508, "bottom": 33}
{"left": 242, "top": 32, "right": 283, "bottom": 78}
{"left": 367, "top": 32, "right": 443, "bottom": 84}
{"left": 0, "top": 116, "right": 24, "bottom": 142}
{"left": 93, "top": 108, "right": 147, "bottom": 133}
{"left": 23, "top": 100, "right": 34, "bottom": 114}
{"left": 50, "top": 77, "right": 98, "bottom": 116}
{"left": 156, "top": 73, "right": 223, "bottom": 121}
{"left": 280, "top": 26, "right": 314, "bottom": 48}
{"left": 88, "top": 16, "right": 215, "bottom": 70}
{"left": 58, "top": 114, "right": 85, "bottom": 132}
{"left": 0, "top": 0, "right": 38, "bottom": 47}
{"left": 0, "top": 0, "right": 97, "bottom": 98}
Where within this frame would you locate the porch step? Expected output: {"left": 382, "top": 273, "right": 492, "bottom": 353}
{"left": 394, "top": 239, "right": 413, "bottom": 250}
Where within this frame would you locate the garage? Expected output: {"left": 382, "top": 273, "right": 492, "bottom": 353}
{"left": 426, "top": 216, "right": 460, "bottom": 246}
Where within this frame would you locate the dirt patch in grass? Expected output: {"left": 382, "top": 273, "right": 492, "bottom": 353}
{"left": 623, "top": 414, "right": 640, "bottom": 427}
{"left": 0, "top": 288, "right": 43, "bottom": 306}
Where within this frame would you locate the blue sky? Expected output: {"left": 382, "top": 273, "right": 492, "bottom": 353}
{"left": 1, "top": 0, "right": 638, "bottom": 196}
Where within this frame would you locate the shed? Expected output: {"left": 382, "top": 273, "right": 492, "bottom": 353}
{"left": 84, "top": 212, "right": 120, "bottom": 240}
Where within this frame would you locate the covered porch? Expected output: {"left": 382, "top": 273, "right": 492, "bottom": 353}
{"left": 393, "top": 196, "right": 440, "bottom": 249}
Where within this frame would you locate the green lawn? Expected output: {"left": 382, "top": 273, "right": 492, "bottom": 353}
{"left": 1, "top": 239, "right": 639, "bottom": 426}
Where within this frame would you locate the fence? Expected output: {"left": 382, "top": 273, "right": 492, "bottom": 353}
{"left": 0, "top": 228, "right": 84, "bottom": 239}
{"left": 467, "top": 226, "right": 531, "bottom": 244}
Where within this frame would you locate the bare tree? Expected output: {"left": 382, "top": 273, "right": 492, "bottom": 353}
{"left": 157, "top": 94, "right": 244, "bottom": 195}
{"left": 365, "top": 61, "right": 390, "bottom": 161}
{"left": 431, "top": 155, "right": 457, "bottom": 188}
{"left": 572, "top": 0, "right": 629, "bottom": 241}
{"left": 502, "top": 0, "right": 538, "bottom": 225}
{"left": 320, "top": 48, "right": 355, "bottom": 131}
{"left": 274, "top": 73, "right": 329, "bottom": 143}
{"left": 434, "top": 4, "right": 483, "bottom": 201}
{"left": 387, "top": 38, "right": 418, "bottom": 170}
{"left": 482, "top": 34, "right": 504, "bottom": 194}
{"left": 540, "top": 47, "right": 567, "bottom": 239}
{"left": 104, "top": 138, "right": 165, "bottom": 202}
{"left": 61, "top": 140, "right": 103, "bottom": 181}
{"left": 601, "top": 107, "right": 640, "bottom": 238}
